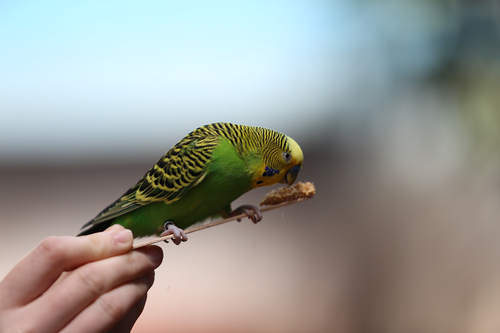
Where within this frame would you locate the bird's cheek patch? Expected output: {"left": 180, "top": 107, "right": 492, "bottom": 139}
{"left": 262, "top": 166, "right": 279, "bottom": 177}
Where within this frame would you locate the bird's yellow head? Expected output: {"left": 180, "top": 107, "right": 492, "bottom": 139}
{"left": 251, "top": 133, "right": 304, "bottom": 188}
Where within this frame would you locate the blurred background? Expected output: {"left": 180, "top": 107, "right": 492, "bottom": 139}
{"left": 1, "top": 0, "right": 500, "bottom": 332}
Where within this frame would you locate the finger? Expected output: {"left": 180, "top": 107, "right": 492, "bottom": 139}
{"left": 0, "top": 225, "right": 133, "bottom": 308}
{"left": 60, "top": 272, "right": 154, "bottom": 333}
{"left": 110, "top": 294, "right": 148, "bottom": 333}
{"left": 24, "top": 246, "right": 162, "bottom": 333}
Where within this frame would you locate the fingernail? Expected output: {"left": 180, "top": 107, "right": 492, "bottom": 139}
{"left": 146, "top": 247, "right": 163, "bottom": 265}
{"left": 112, "top": 229, "right": 132, "bottom": 244}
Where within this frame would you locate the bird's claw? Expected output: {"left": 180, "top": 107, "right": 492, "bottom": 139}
{"left": 160, "top": 222, "right": 188, "bottom": 245}
{"left": 230, "top": 204, "right": 263, "bottom": 224}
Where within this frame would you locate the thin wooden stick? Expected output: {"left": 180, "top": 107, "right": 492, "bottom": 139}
{"left": 132, "top": 197, "right": 312, "bottom": 249}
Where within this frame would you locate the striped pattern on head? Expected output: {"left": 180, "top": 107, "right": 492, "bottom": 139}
{"left": 189, "top": 122, "right": 292, "bottom": 170}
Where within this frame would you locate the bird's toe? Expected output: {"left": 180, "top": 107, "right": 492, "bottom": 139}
{"left": 160, "top": 222, "right": 188, "bottom": 245}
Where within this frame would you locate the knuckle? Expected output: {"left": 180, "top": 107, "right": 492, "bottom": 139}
{"left": 36, "top": 237, "right": 65, "bottom": 265}
{"left": 1, "top": 317, "right": 37, "bottom": 333}
{"left": 8, "top": 325, "right": 36, "bottom": 333}
{"left": 75, "top": 266, "right": 106, "bottom": 296}
{"left": 98, "top": 296, "right": 125, "bottom": 321}
{"left": 15, "top": 325, "right": 36, "bottom": 333}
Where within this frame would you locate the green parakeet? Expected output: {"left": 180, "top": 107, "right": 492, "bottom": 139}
{"left": 78, "top": 122, "right": 303, "bottom": 244}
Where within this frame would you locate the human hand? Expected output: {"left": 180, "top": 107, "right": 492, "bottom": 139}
{"left": 0, "top": 224, "right": 163, "bottom": 332}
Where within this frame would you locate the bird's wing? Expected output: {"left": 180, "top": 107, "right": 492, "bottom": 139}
{"left": 87, "top": 134, "right": 220, "bottom": 225}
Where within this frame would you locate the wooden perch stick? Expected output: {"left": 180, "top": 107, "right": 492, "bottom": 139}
{"left": 132, "top": 197, "right": 311, "bottom": 249}
{"left": 132, "top": 181, "right": 315, "bottom": 249}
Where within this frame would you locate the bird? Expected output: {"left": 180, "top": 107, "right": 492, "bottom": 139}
{"left": 77, "top": 122, "right": 303, "bottom": 244}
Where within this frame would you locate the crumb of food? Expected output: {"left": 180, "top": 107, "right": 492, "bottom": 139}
{"left": 260, "top": 181, "right": 316, "bottom": 206}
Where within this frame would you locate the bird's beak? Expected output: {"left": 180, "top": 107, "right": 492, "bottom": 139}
{"left": 280, "top": 165, "right": 301, "bottom": 186}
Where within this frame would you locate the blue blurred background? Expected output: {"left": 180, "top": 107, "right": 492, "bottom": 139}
{"left": 2, "top": 1, "right": 500, "bottom": 332}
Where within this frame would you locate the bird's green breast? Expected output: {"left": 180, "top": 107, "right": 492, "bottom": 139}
{"left": 114, "top": 138, "right": 256, "bottom": 237}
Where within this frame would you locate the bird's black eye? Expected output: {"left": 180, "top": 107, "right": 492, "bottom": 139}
{"left": 282, "top": 152, "right": 291, "bottom": 162}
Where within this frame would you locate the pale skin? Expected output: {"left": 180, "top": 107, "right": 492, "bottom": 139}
{"left": 0, "top": 224, "right": 163, "bottom": 333}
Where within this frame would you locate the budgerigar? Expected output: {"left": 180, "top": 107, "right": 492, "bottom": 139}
{"left": 78, "top": 122, "right": 303, "bottom": 244}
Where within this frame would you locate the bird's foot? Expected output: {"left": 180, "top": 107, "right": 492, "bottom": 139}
{"left": 230, "top": 204, "right": 263, "bottom": 224}
{"left": 160, "top": 222, "right": 188, "bottom": 245}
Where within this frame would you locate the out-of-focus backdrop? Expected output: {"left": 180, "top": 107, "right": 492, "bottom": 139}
{"left": 2, "top": 0, "right": 500, "bottom": 332}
